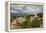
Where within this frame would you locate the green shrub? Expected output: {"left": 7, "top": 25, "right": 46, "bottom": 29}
{"left": 27, "top": 21, "right": 32, "bottom": 28}
{"left": 20, "top": 21, "right": 28, "bottom": 28}
{"left": 32, "top": 18, "right": 40, "bottom": 28}
{"left": 20, "top": 17, "right": 32, "bottom": 28}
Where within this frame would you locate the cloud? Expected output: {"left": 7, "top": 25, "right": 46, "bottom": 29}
{"left": 11, "top": 10, "right": 18, "bottom": 13}
{"left": 10, "top": 5, "right": 43, "bottom": 15}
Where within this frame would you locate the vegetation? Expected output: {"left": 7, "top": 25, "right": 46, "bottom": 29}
{"left": 32, "top": 18, "right": 40, "bottom": 28}
{"left": 10, "top": 15, "right": 43, "bottom": 29}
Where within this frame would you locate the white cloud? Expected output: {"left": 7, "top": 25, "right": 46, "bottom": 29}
{"left": 22, "top": 6, "right": 43, "bottom": 14}
{"left": 11, "top": 10, "right": 18, "bottom": 13}
{"left": 11, "top": 5, "right": 43, "bottom": 14}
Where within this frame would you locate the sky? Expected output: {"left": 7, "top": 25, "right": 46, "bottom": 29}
{"left": 10, "top": 4, "right": 43, "bottom": 16}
